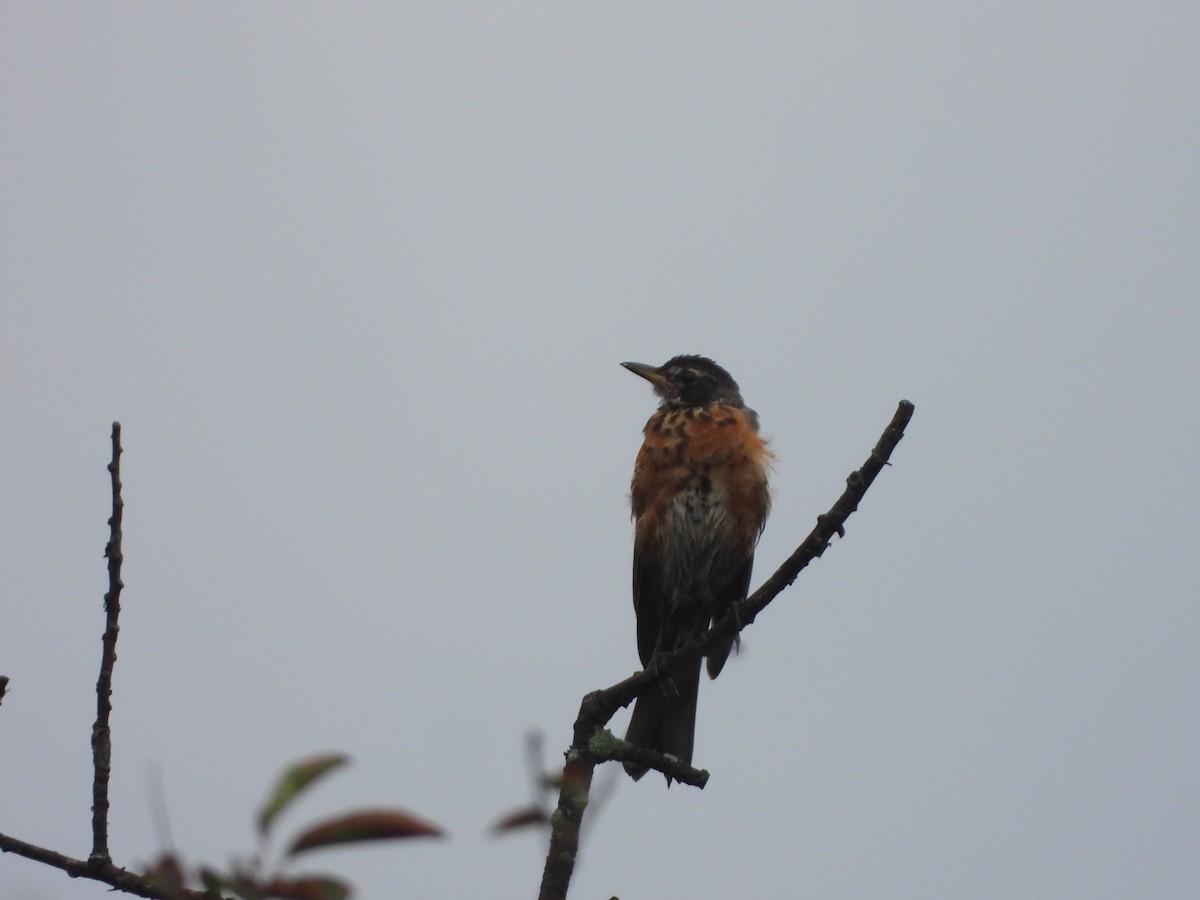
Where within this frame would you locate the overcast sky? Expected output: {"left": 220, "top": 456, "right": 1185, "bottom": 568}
{"left": 3, "top": 4, "right": 1198, "bottom": 899}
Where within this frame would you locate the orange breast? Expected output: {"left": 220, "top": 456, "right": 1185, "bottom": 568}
{"left": 631, "top": 404, "right": 772, "bottom": 558}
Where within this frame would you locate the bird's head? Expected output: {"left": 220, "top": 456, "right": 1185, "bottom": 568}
{"left": 621, "top": 355, "right": 745, "bottom": 409}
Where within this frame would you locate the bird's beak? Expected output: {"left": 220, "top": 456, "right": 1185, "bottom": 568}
{"left": 621, "top": 361, "right": 672, "bottom": 391}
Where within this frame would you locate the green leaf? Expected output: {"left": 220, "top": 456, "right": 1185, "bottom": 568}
{"left": 257, "top": 753, "right": 350, "bottom": 836}
{"left": 198, "top": 867, "right": 259, "bottom": 900}
{"left": 286, "top": 808, "right": 445, "bottom": 856}
{"left": 261, "top": 874, "right": 352, "bottom": 900}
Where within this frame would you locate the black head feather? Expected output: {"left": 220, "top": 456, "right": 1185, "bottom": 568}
{"left": 622, "top": 355, "right": 745, "bottom": 409}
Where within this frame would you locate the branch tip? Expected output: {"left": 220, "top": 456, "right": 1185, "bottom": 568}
{"left": 91, "top": 424, "right": 125, "bottom": 860}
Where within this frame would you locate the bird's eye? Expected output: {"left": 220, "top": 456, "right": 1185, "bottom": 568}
{"left": 679, "top": 370, "right": 698, "bottom": 385}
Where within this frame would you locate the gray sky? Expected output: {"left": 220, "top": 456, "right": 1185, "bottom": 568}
{"left": 3, "top": 4, "right": 1198, "bottom": 898}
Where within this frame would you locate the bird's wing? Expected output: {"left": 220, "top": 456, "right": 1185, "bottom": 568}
{"left": 705, "top": 553, "right": 754, "bottom": 679}
{"left": 632, "top": 546, "right": 664, "bottom": 668}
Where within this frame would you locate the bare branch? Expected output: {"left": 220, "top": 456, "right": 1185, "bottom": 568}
{"left": 538, "top": 400, "right": 915, "bottom": 900}
{"left": 91, "top": 422, "right": 124, "bottom": 862}
{"left": 1, "top": 425, "right": 223, "bottom": 898}
{"left": 591, "top": 729, "right": 708, "bottom": 788}
{"left": 0, "top": 831, "right": 214, "bottom": 899}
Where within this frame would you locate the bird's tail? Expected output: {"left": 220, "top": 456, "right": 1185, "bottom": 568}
{"left": 623, "top": 659, "right": 702, "bottom": 783}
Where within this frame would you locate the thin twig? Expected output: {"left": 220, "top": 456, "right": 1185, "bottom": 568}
{"left": 0, "top": 831, "right": 212, "bottom": 900}
{"left": 537, "top": 400, "right": 915, "bottom": 900}
{"left": 91, "top": 422, "right": 124, "bottom": 862}
{"left": 1, "top": 425, "right": 219, "bottom": 899}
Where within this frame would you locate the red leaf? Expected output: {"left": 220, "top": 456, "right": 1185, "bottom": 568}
{"left": 287, "top": 809, "right": 445, "bottom": 856}
{"left": 490, "top": 805, "right": 550, "bottom": 835}
{"left": 143, "top": 853, "right": 185, "bottom": 896}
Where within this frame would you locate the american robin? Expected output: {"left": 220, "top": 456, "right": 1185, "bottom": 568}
{"left": 621, "top": 355, "right": 772, "bottom": 781}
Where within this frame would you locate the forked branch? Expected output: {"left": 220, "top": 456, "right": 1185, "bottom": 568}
{"left": 0, "top": 423, "right": 214, "bottom": 897}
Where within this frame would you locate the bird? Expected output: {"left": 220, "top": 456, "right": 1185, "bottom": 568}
{"left": 621, "top": 355, "right": 772, "bottom": 781}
